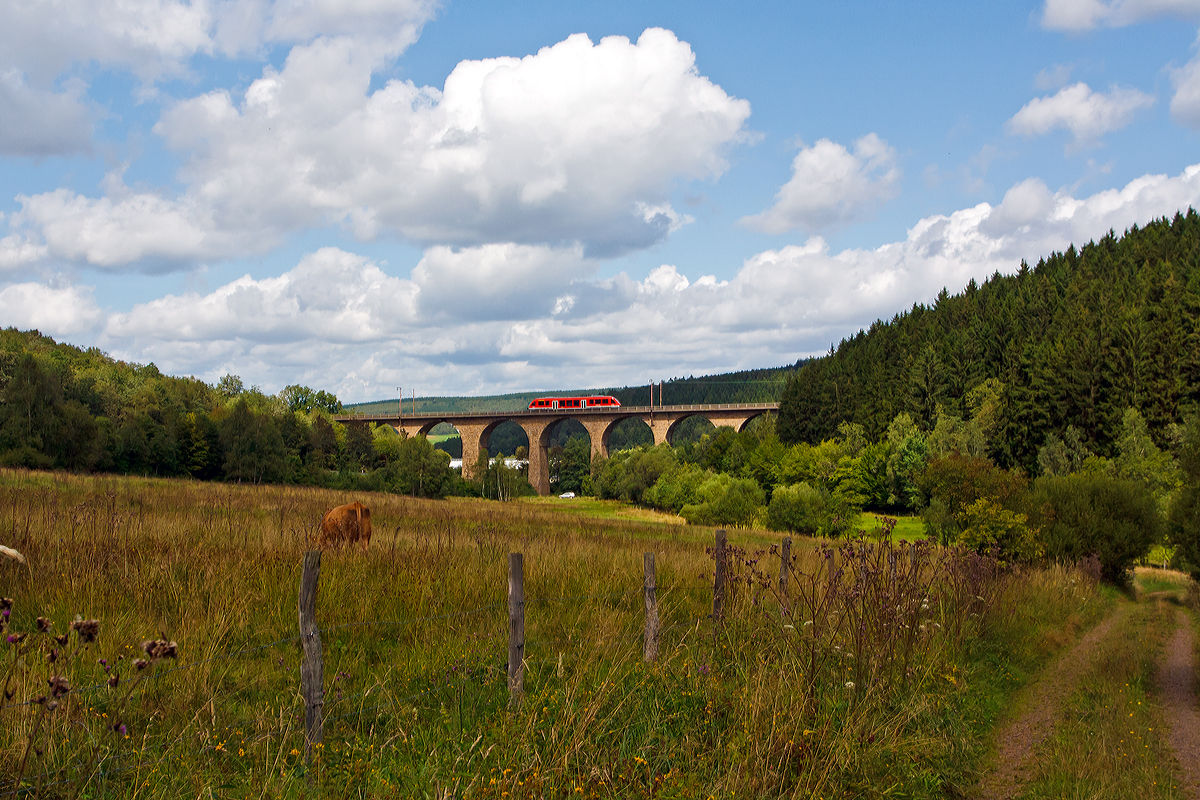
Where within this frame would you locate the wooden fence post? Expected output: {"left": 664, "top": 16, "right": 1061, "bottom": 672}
{"left": 779, "top": 536, "right": 792, "bottom": 617}
{"left": 643, "top": 553, "right": 660, "bottom": 663}
{"left": 508, "top": 552, "right": 525, "bottom": 708}
{"left": 713, "top": 529, "right": 728, "bottom": 625}
{"left": 298, "top": 550, "right": 324, "bottom": 769}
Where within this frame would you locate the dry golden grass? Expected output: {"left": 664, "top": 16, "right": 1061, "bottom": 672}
{"left": 0, "top": 468, "right": 1106, "bottom": 799}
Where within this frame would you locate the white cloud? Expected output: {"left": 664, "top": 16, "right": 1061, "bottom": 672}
{"left": 0, "top": 70, "right": 91, "bottom": 156}
{"left": 739, "top": 134, "right": 900, "bottom": 234}
{"left": 1171, "top": 43, "right": 1200, "bottom": 127}
{"left": 1006, "top": 82, "right": 1154, "bottom": 146}
{"left": 1042, "top": 0, "right": 1200, "bottom": 30}
{"left": 0, "top": 282, "right": 102, "bottom": 336}
{"left": 104, "top": 247, "right": 418, "bottom": 343}
{"left": 412, "top": 243, "right": 595, "bottom": 322}
{"left": 0, "top": 233, "right": 49, "bottom": 271}
{"left": 81, "top": 162, "right": 1200, "bottom": 401}
{"left": 0, "top": 0, "right": 439, "bottom": 84}
{"left": 14, "top": 188, "right": 237, "bottom": 271}
{"left": 10, "top": 29, "right": 749, "bottom": 270}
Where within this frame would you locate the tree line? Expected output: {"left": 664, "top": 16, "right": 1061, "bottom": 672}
{"left": 578, "top": 404, "right": 1200, "bottom": 583}
{"left": 0, "top": 329, "right": 472, "bottom": 498}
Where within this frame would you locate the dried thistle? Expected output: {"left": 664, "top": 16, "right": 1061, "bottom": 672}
{"left": 70, "top": 618, "right": 100, "bottom": 644}
{"left": 47, "top": 675, "right": 70, "bottom": 698}
{"left": 141, "top": 638, "right": 178, "bottom": 660}
{"left": 35, "top": 617, "right": 51, "bottom": 633}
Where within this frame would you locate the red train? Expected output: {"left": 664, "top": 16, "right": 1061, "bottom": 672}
{"left": 528, "top": 395, "right": 621, "bottom": 410}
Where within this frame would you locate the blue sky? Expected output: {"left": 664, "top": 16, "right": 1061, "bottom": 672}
{"left": 1, "top": 0, "right": 1199, "bottom": 401}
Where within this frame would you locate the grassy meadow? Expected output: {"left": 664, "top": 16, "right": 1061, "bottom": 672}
{"left": 0, "top": 469, "right": 1108, "bottom": 798}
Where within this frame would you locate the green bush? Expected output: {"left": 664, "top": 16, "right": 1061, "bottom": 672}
{"left": 591, "top": 445, "right": 677, "bottom": 503}
{"left": 957, "top": 498, "right": 1040, "bottom": 562}
{"left": 1027, "top": 473, "right": 1162, "bottom": 582}
{"left": 765, "top": 481, "right": 853, "bottom": 538}
{"left": 644, "top": 462, "right": 709, "bottom": 513}
{"left": 680, "top": 473, "right": 765, "bottom": 528}
{"left": 919, "top": 454, "right": 1028, "bottom": 546}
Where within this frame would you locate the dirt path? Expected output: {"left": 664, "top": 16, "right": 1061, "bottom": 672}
{"left": 972, "top": 608, "right": 1123, "bottom": 800}
{"left": 1157, "top": 605, "right": 1200, "bottom": 800}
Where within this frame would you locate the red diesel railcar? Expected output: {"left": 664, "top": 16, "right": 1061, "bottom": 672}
{"left": 528, "top": 396, "right": 621, "bottom": 410}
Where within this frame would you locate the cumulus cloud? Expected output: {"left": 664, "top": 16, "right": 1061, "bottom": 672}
{"left": 1042, "top": 0, "right": 1200, "bottom": 30}
{"left": 83, "top": 162, "right": 1200, "bottom": 401}
{"left": 0, "top": 0, "right": 439, "bottom": 165}
{"left": 739, "top": 134, "right": 900, "bottom": 234}
{"left": 0, "top": 282, "right": 102, "bottom": 336}
{"left": 105, "top": 247, "right": 419, "bottom": 344}
{"left": 13, "top": 188, "right": 240, "bottom": 271}
{"left": 1006, "top": 82, "right": 1154, "bottom": 146}
{"left": 10, "top": 29, "right": 749, "bottom": 270}
{"left": 0, "top": 0, "right": 439, "bottom": 84}
{"left": 0, "top": 233, "right": 49, "bottom": 271}
{"left": 413, "top": 244, "right": 596, "bottom": 322}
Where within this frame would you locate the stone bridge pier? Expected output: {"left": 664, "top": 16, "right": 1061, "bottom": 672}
{"left": 341, "top": 402, "right": 778, "bottom": 496}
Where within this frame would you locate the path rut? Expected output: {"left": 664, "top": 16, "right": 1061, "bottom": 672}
{"left": 1157, "top": 605, "right": 1200, "bottom": 800}
{"left": 972, "top": 608, "right": 1123, "bottom": 800}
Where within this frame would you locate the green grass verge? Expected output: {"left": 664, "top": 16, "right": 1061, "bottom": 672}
{"left": 858, "top": 512, "right": 929, "bottom": 542}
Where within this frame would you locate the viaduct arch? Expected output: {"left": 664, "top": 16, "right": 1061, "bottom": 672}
{"left": 335, "top": 403, "right": 779, "bottom": 496}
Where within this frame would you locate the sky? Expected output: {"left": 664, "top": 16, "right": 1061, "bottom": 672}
{"left": 1, "top": 0, "right": 1199, "bottom": 402}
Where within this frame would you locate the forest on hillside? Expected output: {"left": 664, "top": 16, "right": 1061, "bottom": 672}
{"left": 778, "top": 210, "right": 1200, "bottom": 472}
{"left": 0, "top": 329, "right": 468, "bottom": 497}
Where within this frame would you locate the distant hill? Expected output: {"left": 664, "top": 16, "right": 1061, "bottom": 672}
{"left": 345, "top": 363, "right": 802, "bottom": 416}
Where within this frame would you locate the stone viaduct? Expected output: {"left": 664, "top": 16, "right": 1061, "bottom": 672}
{"left": 335, "top": 403, "right": 778, "bottom": 496}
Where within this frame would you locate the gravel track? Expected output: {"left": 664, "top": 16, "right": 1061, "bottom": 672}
{"left": 972, "top": 609, "right": 1123, "bottom": 800}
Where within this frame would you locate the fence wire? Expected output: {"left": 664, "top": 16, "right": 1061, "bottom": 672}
{"left": 318, "top": 601, "right": 505, "bottom": 635}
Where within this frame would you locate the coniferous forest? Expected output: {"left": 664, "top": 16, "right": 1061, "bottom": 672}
{"left": 778, "top": 210, "right": 1200, "bottom": 470}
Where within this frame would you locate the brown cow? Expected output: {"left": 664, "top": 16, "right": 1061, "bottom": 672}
{"left": 318, "top": 502, "right": 372, "bottom": 550}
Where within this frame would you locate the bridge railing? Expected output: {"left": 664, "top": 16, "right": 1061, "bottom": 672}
{"left": 334, "top": 402, "right": 778, "bottom": 422}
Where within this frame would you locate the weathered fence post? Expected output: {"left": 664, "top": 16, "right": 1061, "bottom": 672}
{"left": 508, "top": 552, "right": 525, "bottom": 708}
{"left": 779, "top": 536, "right": 792, "bottom": 617}
{"left": 298, "top": 550, "right": 324, "bottom": 770}
{"left": 713, "top": 529, "right": 728, "bottom": 626}
{"left": 643, "top": 553, "right": 660, "bottom": 663}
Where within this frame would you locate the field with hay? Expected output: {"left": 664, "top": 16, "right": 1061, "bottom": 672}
{"left": 0, "top": 469, "right": 1110, "bottom": 798}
